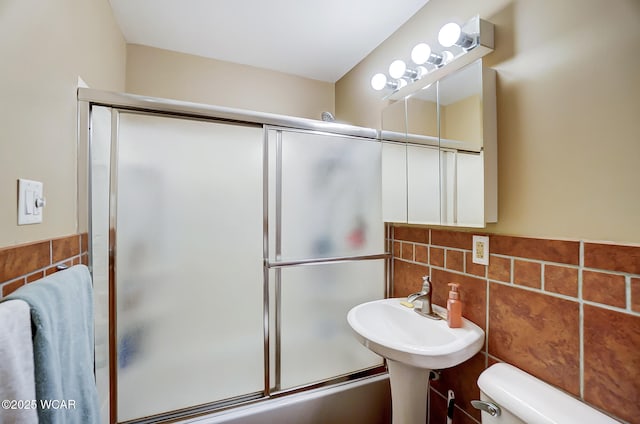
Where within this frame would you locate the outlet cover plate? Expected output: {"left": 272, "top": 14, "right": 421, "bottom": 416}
{"left": 18, "top": 179, "right": 44, "bottom": 225}
{"left": 472, "top": 235, "right": 489, "bottom": 265}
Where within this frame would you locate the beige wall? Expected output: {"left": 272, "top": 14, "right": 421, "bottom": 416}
{"left": 337, "top": 0, "right": 640, "bottom": 244}
{"left": 126, "top": 44, "right": 335, "bottom": 120}
{"left": 0, "top": 0, "right": 126, "bottom": 247}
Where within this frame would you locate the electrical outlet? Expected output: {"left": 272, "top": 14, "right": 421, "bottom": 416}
{"left": 472, "top": 235, "right": 489, "bottom": 265}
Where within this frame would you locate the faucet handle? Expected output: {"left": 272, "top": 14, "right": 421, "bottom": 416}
{"left": 421, "top": 276, "right": 431, "bottom": 293}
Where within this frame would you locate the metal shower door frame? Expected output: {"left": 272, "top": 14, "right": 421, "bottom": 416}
{"left": 78, "top": 89, "right": 390, "bottom": 424}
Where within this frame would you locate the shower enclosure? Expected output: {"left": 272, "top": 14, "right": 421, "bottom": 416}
{"left": 78, "top": 89, "right": 390, "bottom": 423}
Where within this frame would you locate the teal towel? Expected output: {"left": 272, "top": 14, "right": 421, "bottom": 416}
{"left": 7, "top": 264, "right": 100, "bottom": 424}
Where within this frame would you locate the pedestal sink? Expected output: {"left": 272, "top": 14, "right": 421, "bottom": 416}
{"left": 347, "top": 298, "right": 484, "bottom": 424}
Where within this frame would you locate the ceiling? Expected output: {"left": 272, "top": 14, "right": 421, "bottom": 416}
{"left": 108, "top": 0, "right": 429, "bottom": 83}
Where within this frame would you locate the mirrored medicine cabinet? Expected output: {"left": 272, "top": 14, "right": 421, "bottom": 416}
{"left": 381, "top": 59, "right": 497, "bottom": 228}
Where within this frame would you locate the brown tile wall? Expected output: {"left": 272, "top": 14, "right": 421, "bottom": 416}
{"left": 390, "top": 225, "right": 640, "bottom": 424}
{"left": 0, "top": 234, "right": 89, "bottom": 298}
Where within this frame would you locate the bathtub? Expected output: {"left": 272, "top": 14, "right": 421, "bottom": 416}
{"left": 179, "top": 374, "right": 391, "bottom": 424}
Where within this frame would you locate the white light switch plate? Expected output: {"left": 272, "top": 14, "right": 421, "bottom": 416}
{"left": 18, "top": 179, "right": 44, "bottom": 225}
{"left": 472, "top": 235, "right": 489, "bottom": 265}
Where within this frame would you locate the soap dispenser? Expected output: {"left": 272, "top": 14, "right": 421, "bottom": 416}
{"left": 447, "top": 283, "right": 462, "bottom": 328}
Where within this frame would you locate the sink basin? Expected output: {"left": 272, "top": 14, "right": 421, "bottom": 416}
{"left": 347, "top": 298, "right": 484, "bottom": 369}
{"left": 347, "top": 298, "right": 485, "bottom": 424}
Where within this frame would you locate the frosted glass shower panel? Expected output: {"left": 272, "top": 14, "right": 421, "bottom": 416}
{"left": 279, "top": 260, "right": 385, "bottom": 389}
{"left": 278, "top": 130, "right": 383, "bottom": 261}
{"left": 115, "top": 113, "right": 264, "bottom": 421}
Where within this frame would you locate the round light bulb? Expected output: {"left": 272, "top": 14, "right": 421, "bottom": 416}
{"left": 370, "top": 73, "right": 388, "bottom": 91}
{"left": 411, "top": 43, "right": 431, "bottom": 65}
{"left": 388, "top": 60, "right": 407, "bottom": 79}
{"left": 438, "top": 22, "right": 461, "bottom": 47}
{"left": 441, "top": 50, "right": 454, "bottom": 64}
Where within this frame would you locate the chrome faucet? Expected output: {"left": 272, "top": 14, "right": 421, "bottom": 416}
{"left": 407, "top": 276, "right": 441, "bottom": 320}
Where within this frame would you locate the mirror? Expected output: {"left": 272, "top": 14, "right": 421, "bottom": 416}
{"left": 439, "top": 60, "right": 483, "bottom": 151}
{"left": 439, "top": 60, "right": 484, "bottom": 226}
{"left": 381, "top": 59, "right": 496, "bottom": 227}
{"left": 381, "top": 99, "right": 408, "bottom": 222}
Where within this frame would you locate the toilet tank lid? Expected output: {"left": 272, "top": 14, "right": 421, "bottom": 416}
{"left": 477, "top": 363, "right": 618, "bottom": 424}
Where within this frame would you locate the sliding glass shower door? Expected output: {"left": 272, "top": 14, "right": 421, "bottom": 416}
{"left": 87, "top": 102, "right": 386, "bottom": 424}
{"left": 112, "top": 112, "right": 265, "bottom": 421}
{"left": 267, "top": 129, "right": 385, "bottom": 391}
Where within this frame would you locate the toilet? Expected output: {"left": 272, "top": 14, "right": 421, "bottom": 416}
{"left": 474, "top": 363, "right": 619, "bottom": 423}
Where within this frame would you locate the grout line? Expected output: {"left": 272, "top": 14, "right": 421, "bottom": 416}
{"left": 579, "top": 240, "right": 585, "bottom": 399}
{"left": 626, "top": 275, "right": 632, "bottom": 311}
{"left": 581, "top": 266, "right": 638, "bottom": 278}
{"left": 509, "top": 257, "right": 514, "bottom": 284}
{"left": 394, "top": 257, "right": 427, "bottom": 265}
{"left": 580, "top": 300, "right": 585, "bottom": 400}
{"left": 462, "top": 249, "right": 467, "bottom": 274}
{"left": 487, "top": 352, "right": 503, "bottom": 363}
{"left": 486, "top": 279, "right": 490, "bottom": 367}
{"left": 433, "top": 245, "right": 467, "bottom": 253}
{"left": 443, "top": 248, "right": 447, "bottom": 270}
{"left": 581, "top": 298, "right": 640, "bottom": 315}
{"left": 485, "top": 277, "right": 581, "bottom": 302}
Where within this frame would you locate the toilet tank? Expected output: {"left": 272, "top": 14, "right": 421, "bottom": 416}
{"left": 476, "top": 363, "right": 619, "bottom": 424}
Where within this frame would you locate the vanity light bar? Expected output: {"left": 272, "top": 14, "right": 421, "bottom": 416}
{"left": 370, "top": 15, "right": 494, "bottom": 100}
